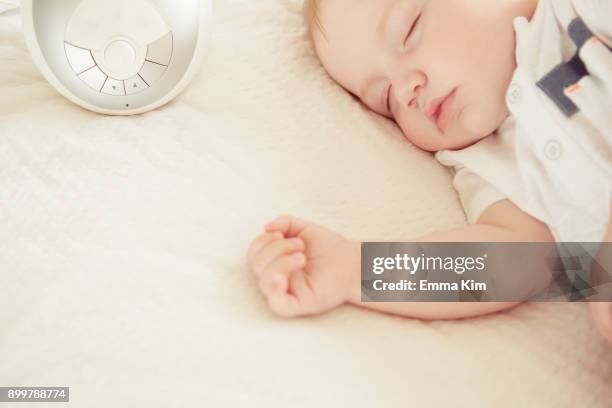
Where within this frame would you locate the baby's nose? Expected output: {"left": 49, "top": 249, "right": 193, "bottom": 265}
{"left": 393, "top": 71, "right": 427, "bottom": 109}
{"left": 393, "top": 85, "right": 421, "bottom": 110}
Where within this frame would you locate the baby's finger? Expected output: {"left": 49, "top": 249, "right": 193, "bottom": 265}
{"left": 267, "top": 290, "right": 303, "bottom": 318}
{"left": 288, "top": 269, "right": 316, "bottom": 304}
{"left": 251, "top": 238, "right": 304, "bottom": 277}
{"left": 267, "top": 270, "right": 316, "bottom": 318}
{"left": 247, "top": 232, "right": 284, "bottom": 263}
{"left": 259, "top": 253, "right": 306, "bottom": 295}
{"left": 265, "top": 214, "right": 310, "bottom": 238}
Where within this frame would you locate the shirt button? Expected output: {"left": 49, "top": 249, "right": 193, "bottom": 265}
{"left": 507, "top": 84, "right": 522, "bottom": 104}
{"left": 544, "top": 140, "right": 563, "bottom": 160}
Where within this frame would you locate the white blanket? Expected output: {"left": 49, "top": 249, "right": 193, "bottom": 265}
{"left": 0, "top": 1, "right": 18, "bottom": 15}
{"left": 1, "top": 1, "right": 611, "bottom": 406}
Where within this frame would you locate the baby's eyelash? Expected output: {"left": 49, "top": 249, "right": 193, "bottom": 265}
{"left": 386, "top": 85, "right": 392, "bottom": 114}
{"left": 403, "top": 13, "right": 422, "bottom": 47}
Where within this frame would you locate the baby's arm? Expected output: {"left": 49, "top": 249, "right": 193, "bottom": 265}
{"left": 350, "top": 199, "right": 555, "bottom": 320}
{"left": 248, "top": 199, "right": 554, "bottom": 319}
{"left": 588, "top": 204, "right": 612, "bottom": 343}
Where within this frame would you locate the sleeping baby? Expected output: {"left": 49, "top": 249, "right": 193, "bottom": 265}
{"left": 246, "top": 0, "right": 612, "bottom": 343}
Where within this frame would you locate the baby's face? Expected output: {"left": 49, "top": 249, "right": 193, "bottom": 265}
{"left": 312, "top": 0, "right": 536, "bottom": 151}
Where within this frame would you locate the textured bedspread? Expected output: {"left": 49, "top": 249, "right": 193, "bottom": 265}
{"left": 1, "top": 1, "right": 611, "bottom": 406}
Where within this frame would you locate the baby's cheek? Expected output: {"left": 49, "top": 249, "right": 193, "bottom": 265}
{"left": 397, "top": 115, "right": 443, "bottom": 152}
{"left": 395, "top": 114, "right": 421, "bottom": 142}
{"left": 461, "top": 102, "right": 506, "bottom": 140}
{"left": 460, "top": 105, "right": 488, "bottom": 135}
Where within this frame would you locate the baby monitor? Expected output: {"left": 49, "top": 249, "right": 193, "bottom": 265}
{"left": 21, "top": 0, "right": 212, "bottom": 115}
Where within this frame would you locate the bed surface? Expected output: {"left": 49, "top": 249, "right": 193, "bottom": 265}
{"left": 1, "top": 1, "right": 611, "bottom": 406}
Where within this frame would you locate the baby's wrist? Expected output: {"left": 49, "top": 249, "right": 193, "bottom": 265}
{"left": 342, "top": 240, "right": 363, "bottom": 305}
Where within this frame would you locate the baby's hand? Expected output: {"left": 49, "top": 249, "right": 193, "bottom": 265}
{"left": 247, "top": 215, "right": 359, "bottom": 317}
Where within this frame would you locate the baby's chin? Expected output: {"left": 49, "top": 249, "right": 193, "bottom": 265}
{"left": 457, "top": 104, "right": 508, "bottom": 144}
{"left": 434, "top": 122, "right": 497, "bottom": 152}
{"left": 398, "top": 103, "right": 507, "bottom": 152}
{"left": 399, "top": 123, "right": 479, "bottom": 153}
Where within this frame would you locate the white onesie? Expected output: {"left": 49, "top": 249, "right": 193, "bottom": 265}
{"left": 436, "top": 0, "right": 612, "bottom": 243}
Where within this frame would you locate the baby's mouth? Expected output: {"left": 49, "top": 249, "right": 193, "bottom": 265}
{"left": 426, "top": 89, "right": 457, "bottom": 132}
{"left": 432, "top": 103, "right": 443, "bottom": 123}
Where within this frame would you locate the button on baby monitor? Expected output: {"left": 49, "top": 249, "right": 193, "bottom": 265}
{"left": 138, "top": 61, "right": 167, "bottom": 85}
{"left": 101, "top": 78, "right": 126, "bottom": 96}
{"left": 507, "top": 84, "right": 522, "bottom": 104}
{"left": 65, "top": 43, "right": 96, "bottom": 74}
{"left": 544, "top": 140, "right": 563, "bottom": 160}
{"left": 146, "top": 32, "right": 173, "bottom": 66}
{"left": 79, "top": 66, "right": 108, "bottom": 91}
{"left": 104, "top": 40, "right": 136, "bottom": 73}
{"left": 125, "top": 75, "right": 149, "bottom": 95}
{"left": 92, "top": 41, "right": 147, "bottom": 81}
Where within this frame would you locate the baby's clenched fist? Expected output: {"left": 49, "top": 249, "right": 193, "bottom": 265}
{"left": 247, "top": 215, "right": 360, "bottom": 317}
